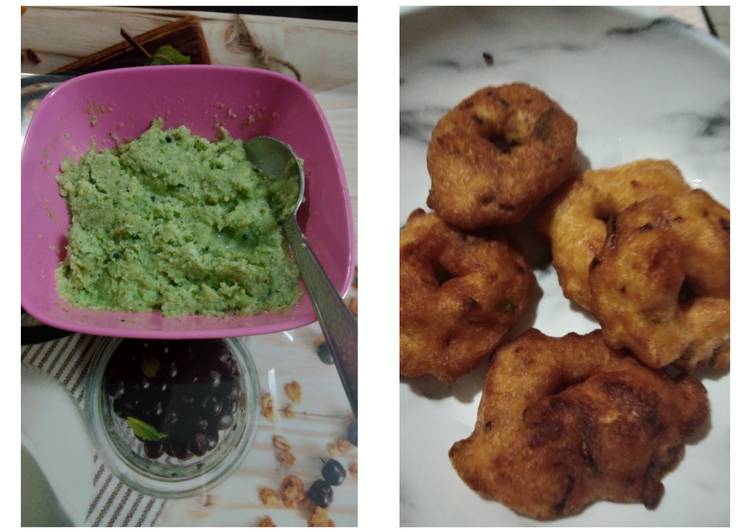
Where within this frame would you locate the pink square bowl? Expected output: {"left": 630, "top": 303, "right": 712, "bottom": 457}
{"left": 22, "top": 65, "right": 355, "bottom": 339}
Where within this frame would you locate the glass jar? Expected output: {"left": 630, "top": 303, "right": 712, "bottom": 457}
{"left": 84, "top": 337, "right": 260, "bottom": 498}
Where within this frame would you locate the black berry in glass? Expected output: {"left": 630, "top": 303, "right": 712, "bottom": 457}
{"left": 206, "top": 431, "right": 219, "bottom": 451}
{"left": 105, "top": 379, "right": 125, "bottom": 399}
{"left": 217, "top": 413, "right": 234, "bottom": 430}
{"left": 144, "top": 440, "right": 164, "bottom": 459}
{"left": 169, "top": 440, "right": 191, "bottom": 460}
{"left": 190, "top": 432, "right": 209, "bottom": 456}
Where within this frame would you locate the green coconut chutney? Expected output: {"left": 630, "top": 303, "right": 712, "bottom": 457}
{"left": 56, "top": 119, "right": 301, "bottom": 316}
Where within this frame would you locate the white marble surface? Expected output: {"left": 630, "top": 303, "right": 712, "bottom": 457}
{"left": 400, "top": 6, "right": 729, "bottom": 526}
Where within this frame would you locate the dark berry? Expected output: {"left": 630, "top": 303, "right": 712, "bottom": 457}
{"left": 106, "top": 338, "right": 245, "bottom": 463}
{"left": 195, "top": 417, "right": 209, "bottom": 432}
{"left": 105, "top": 379, "right": 125, "bottom": 399}
{"left": 317, "top": 342, "right": 334, "bottom": 365}
{"left": 322, "top": 459, "right": 347, "bottom": 486}
{"left": 223, "top": 397, "right": 238, "bottom": 415}
{"left": 165, "top": 361, "right": 179, "bottom": 380}
{"left": 217, "top": 413, "right": 234, "bottom": 430}
{"left": 169, "top": 439, "right": 191, "bottom": 460}
{"left": 202, "top": 395, "right": 223, "bottom": 418}
{"left": 218, "top": 354, "right": 238, "bottom": 378}
{"left": 347, "top": 420, "right": 357, "bottom": 447}
{"left": 108, "top": 349, "right": 139, "bottom": 379}
{"left": 190, "top": 432, "right": 209, "bottom": 456}
{"left": 208, "top": 370, "right": 222, "bottom": 389}
{"left": 139, "top": 377, "right": 152, "bottom": 393}
{"left": 307, "top": 480, "right": 333, "bottom": 508}
{"left": 123, "top": 382, "right": 141, "bottom": 401}
{"left": 144, "top": 440, "right": 165, "bottom": 459}
{"left": 206, "top": 431, "right": 219, "bottom": 451}
{"left": 113, "top": 397, "right": 130, "bottom": 419}
{"left": 162, "top": 410, "right": 179, "bottom": 432}
{"left": 217, "top": 380, "right": 237, "bottom": 400}
{"left": 217, "top": 348, "right": 232, "bottom": 366}
{"left": 119, "top": 397, "right": 140, "bottom": 417}
{"left": 143, "top": 400, "right": 164, "bottom": 420}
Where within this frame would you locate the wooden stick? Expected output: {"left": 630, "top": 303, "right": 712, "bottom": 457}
{"left": 120, "top": 28, "right": 152, "bottom": 60}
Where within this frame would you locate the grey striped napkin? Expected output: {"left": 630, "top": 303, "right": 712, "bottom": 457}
{"left": 21, "top": 317, "right": 165, "bottom": 526}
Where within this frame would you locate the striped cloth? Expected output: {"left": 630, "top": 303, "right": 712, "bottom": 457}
{"left": 21, "top": 318, "right": 165, "bottom": 526}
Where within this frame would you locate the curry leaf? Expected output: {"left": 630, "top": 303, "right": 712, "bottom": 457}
{"left": 149, "top": 45, "right": 191, "bottom": 65}
{"left": 126, "top": 417, "right": 167, "bottom": 441}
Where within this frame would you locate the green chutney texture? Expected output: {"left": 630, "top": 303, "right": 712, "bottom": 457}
{"left": 56, "top": 119, "right": 301, "bottom": 316}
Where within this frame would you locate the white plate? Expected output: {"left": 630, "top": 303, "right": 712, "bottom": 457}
{"left": 400, "top": 6, "right": 729, "bottom": 526}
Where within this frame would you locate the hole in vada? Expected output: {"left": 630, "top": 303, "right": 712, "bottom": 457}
{"left": 487, "top": 133, "right": 518, "bottom": 154}
{"left": 546, "top": 374, "right": 590, "bottom": 397}
{"left": 593, "top": 204, "right": 617, "bottom": 224}
{"left": 432, "top": 261, "right": 453, "bottom": 286}
{"left": 480, "top": 191, "right": 495, "bottom": 205}
{"left": 553, "top": 474, "right": 576, "bottom": 516}
{"left": 604, "top": 215, "right": 618, "bottom": 246}
{"left": 678, "top": 280, "right": 697, "bottom": 308}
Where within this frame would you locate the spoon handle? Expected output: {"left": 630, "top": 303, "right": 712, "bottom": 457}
{"left": 283, "top": 219, "right": 358, "bottom": 416}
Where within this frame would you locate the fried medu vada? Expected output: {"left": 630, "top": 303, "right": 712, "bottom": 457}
{"left": 590, "top": 190, "right": 730, "bottom": 370}
{"left": 427, "top": 83, "right": 578, "bottom": 229}
{"left": 449, "top": 329, "right": 708, "bottom": 520}
{"left": 400, "top": 209, "right": 534, "bottom": 383}
{"left": 538, "top": 159, "right": 691, "bottom": 311}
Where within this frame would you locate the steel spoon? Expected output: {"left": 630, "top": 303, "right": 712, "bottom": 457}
{"left": 244, "top": 137, "right": 357, "bottom": 417}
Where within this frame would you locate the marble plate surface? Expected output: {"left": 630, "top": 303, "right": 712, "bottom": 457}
{"left": 400, "top": 6, "right": 729, "bottom": 526}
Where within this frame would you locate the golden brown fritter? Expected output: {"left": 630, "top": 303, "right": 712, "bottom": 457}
{"left": 538, "top": 160, "right": 691, "bottom": 311}
{"left": 590, "top": 190, "right": 730, "bottom": 370}
{"left": 400, "top": 209, "right": 534, "bottom": 383}
{"left": 449, "top": 329, "right": 708, "bottom": 520}
{"left": 427, "top": 83, "right": 578, "bottom": 229}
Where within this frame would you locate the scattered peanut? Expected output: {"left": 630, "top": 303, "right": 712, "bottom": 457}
{"left": 308, "top": 506, "right": 336, "bottom": 527}
{"left": 285, "top": 380, "right": 302, "bottom": 404}
{"left": 261, "top": 393, "right": 277, "bottom": 422}
{"left": 258, "top": 516, "right": 276, "bottom": 527}
{"left": 259, "top": 487, "right": 280, "bottom": 507}
{"left": 277, "top": 448, "right": 296, "bottom": 466}
{"left": 327, "top": 442, "right": 339, "bottom": 457}
{"left": 336, "top": 439, "right": 353, "bottom": 454}
{"left": 280, "top": 475, "right": 306, "bottom": 508}
{"left": 272, "top": 435, "right": 291, "bottom": 451}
